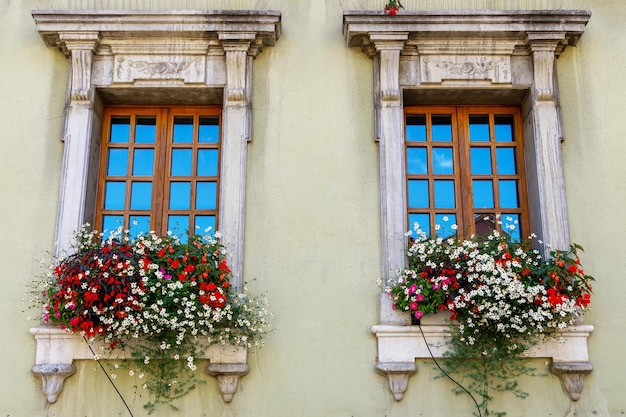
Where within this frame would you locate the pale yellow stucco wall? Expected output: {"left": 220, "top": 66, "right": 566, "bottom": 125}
{"left": 1, "top": 0, "right": 625, "bottom": 416}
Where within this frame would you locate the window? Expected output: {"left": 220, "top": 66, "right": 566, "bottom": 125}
{"left": 96, "top": 107, "right": 221, "bottom": 240}
{"left": 344, "top": 9, "right": 593, "bottom": 403}
{"left": 30, "top": 9, "right": 281, "bottom": 405}
{"left": 405, "top": 106, "right": 528, "bottom": 240}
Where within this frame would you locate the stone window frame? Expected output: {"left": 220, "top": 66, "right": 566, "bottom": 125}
{"left": 30, "top": 9, "right": 281, "bottom": 405}
{"left": 343, "top": 9, "right": 594, "bottom": 404}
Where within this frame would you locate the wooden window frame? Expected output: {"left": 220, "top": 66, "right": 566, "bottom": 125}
{"left": 405, "top": 105, "right": 530, "bottom": 239}
{"left": 95, "top": 106, "right": 222, "bottom": 237}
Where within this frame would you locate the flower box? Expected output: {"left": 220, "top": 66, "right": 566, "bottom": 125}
{"left": 30, "top": 325, "right": 250, "bottom": 404}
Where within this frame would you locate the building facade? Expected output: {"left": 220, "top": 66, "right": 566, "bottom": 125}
{"left": 1, "top": 0, "right": 625, "bottom": 416}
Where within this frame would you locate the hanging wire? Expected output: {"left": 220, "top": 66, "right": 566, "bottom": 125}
{"left": 417, "top": 323, "right": 482, "bottom": 417}
{"left": 83, "top": 337, "right": 135, "bottom": 417}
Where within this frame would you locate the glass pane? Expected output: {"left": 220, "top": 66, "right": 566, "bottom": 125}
{"left": 102, "top": 215, "right": 124, "bottom": 237}
{"left": 431, "top": 115, "right": 452, "bottom": 142}
{"left": 406, "top": 115, "right": 426, "bottom": 142}
{"left": 173, "top": 116, "right": 194, "bottom": 143}
{"left": 135, "top": 116, "right": 156, "bottom": 144}
{"left": 409, "top": 213, "right": 430, "bottom": 238}
{"left": 469, "top": 115, "right": 490, "bottom": 142}
{"left": 434, "top": 180, "right": 455, "bottom": 208}
{"left": 168, "top": 215, "right": 190, "bottom": 242}
{"left": 132, "top": 149, "right": 155, "bottom": 176}
{"left": 406, "top": 147, "right": 427, "bottom": 175}
{"left": 502, "top": 214, "right": 521, "bottom": 241}
{"left": 495, "top": 115, "right": 514, "bottom": 142}
{"left": 470, "top": 147, "right": 492, "bottom": 175}
{"left": 408, "top": 180, "right": 429, "bottom": 208}
{"left": 130, "top": 182, "right": 152, "bottom": 210}
{"left": 169, "top": 182, "right": 191, "bottom": 210}
{"left": 107, "top": 149, "right": 128, "bottom": 176}
{"left": 432, "top": 148, "right": 454, "bottom": 174}
{"left": 474, "top": 213, "right": 496, "bottom": 237}
{"left": 473, "top": 180, "right": 494, "bottom": 208}
{"left": 196, "top": 182, "right": 217, "bottom": 210}
{"left": 104, "top": 181, "right": 126, "bottom": 210}
{"left": 197, "top": 149, "right": 219, "bottom": 176}
{"left": 435, "top": 214, "right": 457, "bottom": 238}
{"left": 195, "top": 215, "right": 216, "bottom": 236}
{"left": 199, "top": 116, "right": 219, "bottom": 143}
{"left": 129, "top": 215, "right": 151, "bottom": 238}
{"left": 496, "top": 148, "right": 517, "bottom": 175}
{"left": 499, "top": 180, "right": 519, "bottom": 208}
{"left": 171, "top": 149, "right": 192, "bottom": 176}
{"left": 110, "top": 116, "right": 130, "bottom": 143}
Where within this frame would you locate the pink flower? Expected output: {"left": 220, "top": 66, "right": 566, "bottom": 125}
{"left": 414, "top": 311, "right": 424, "bottom": 320}
{"left": 408, "top": 284, "right": 417, "bottom": 294}
{"left": 409, "top": 302, "right": 418, "bottom": 311}
{"left": 415, "top": 293, "right": 425, "bottom": 302}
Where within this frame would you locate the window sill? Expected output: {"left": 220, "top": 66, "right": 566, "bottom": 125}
{"left": 371, "top": 315, "right": 593, "bottom": 402}
{"left": 30, "top": 326, "right": 249, "bottom": 404}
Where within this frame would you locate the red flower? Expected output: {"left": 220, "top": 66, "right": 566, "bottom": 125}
{"left": 184, "top": 264, "right": 195, "bottom": 273}
{"left": 219, "top": 260, "right": 231, "bottom": 273}
{"left": 576, "top": 293, "right": 591, "bottom": 307}
{"left": 200, "top": 282, "right": 217, "bottom": 292}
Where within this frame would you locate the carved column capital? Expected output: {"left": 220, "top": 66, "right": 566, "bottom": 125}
{"left": 58, "top": 32, "right": 100, "bottom": 103}
{"left": 370, "top": 34, "right": 408, "bottom": 105}
{"left": 526, "top": 33, "right": 564, "bottom": 103}
{"left": 220, "top": 37, "right": 254, "bottom": 107}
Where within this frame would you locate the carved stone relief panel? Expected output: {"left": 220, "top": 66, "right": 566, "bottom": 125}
{"left": 113, "top": 55, "right": 205, "bottom": 84}
{"left": 420, "top": 55, "right": 511, "bottom": 84}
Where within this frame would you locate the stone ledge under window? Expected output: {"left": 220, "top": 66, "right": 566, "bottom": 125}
{"left": 372, "top": 316, "right": 593, "bottom": 402}
{"left": 30, "top": 326, "right": 249, "bottom": 404}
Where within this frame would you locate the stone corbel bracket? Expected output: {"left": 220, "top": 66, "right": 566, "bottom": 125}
{"left": 372, "top": 321, "right": 594, "bottom": 401}
{"left": 30, "top": 326, "right": 250, "bottom": 404}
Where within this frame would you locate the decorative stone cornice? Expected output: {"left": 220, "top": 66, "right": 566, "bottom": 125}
{"left": 343, "top": 10, "right": 590, "bottom": 57}
{"left": 32, "top": 10, "right": 281, "bottom": 58}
